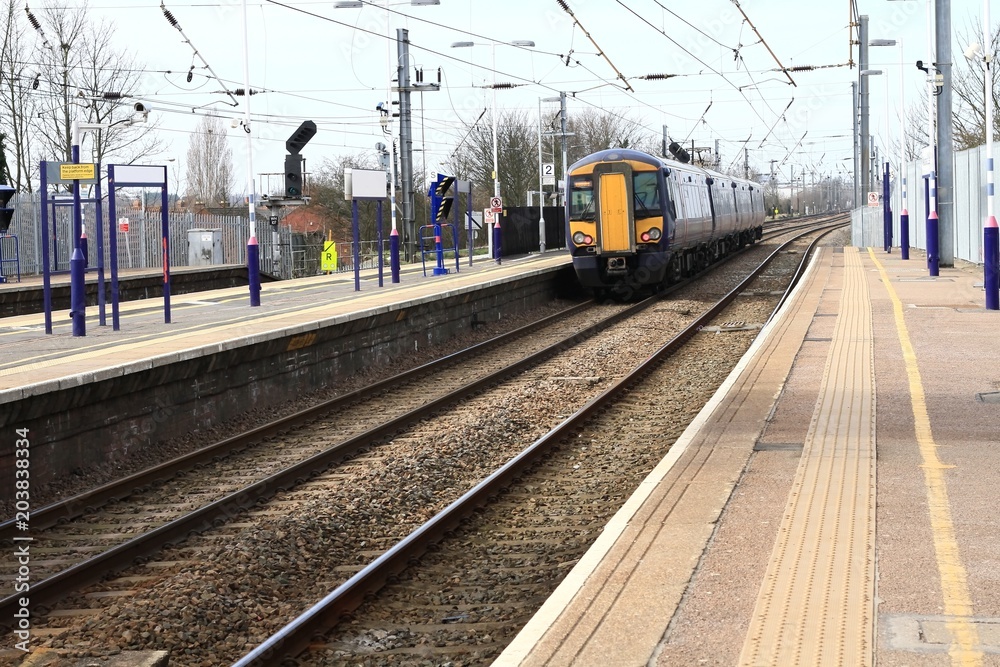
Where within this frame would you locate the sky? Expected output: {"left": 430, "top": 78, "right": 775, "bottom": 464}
{"left": 21, "top": 0, "right": 991, "bottom": 198}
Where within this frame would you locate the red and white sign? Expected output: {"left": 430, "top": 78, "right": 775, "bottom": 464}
{"left": 490, "top": 196, "right": 503, "bottom": 213}
{"left": 483, "top": 209, "right": 495, "bottom": 225}
{"left": 118, "top": 217, "right": 130, "bottom": 233}
{"left": 867, "top": 192, "right": 880, "bottom": 208}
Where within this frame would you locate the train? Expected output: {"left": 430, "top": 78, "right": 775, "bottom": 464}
{"left": 564, "top": 147, "right": 766, "bottom": 298}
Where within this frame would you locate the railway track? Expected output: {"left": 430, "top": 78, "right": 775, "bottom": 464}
{"left": 1, "top": 217, "right": 846, "bottom": 663}
{"left": 235, "top": 219, "right": 847, "bottom": 666}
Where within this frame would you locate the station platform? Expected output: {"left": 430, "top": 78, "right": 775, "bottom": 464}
{"left": 497, "top": 246, "right": 1000, "bottom": 667}
{"left": 0, "top": 264, "right": 271, "bottom": 317}
{"left": 0, "top": 253, "right": 569, "bottom": 393}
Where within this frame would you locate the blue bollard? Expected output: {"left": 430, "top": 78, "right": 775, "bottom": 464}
{"left": 493, "top": 218, "right": 502, "bottom": 265}
{"left": 432, "top": 221, "right": 448, "bottom": 275}
{"left": 70, "top": 248, "right": 86, "bottom": 336}
{"left": 80, "top": 229, "right": 89, "bottom": 268}
{"left": 986, "top": 221, "right": 999, "bottom": 310}
{"left": 927, "top": 211, "right": 939, "bottom": 277}
{"left": 247, "top": 236, "right": 261, "bottom": 306}
{"left": 900, "top": 210, "right": 909, "bottom": 260}
{"left": 390, "top": 228, "right": 400, "bottom": 283}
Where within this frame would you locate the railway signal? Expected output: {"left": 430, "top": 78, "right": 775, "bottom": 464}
{"left": 0, "top": 184, "right": 14, "bottom": 234}
{"left": 428, "top": 173, "right": 455, "bottom": 276}
{"left": 430, "top": 174, "right": 455, "bottom": 223}
{"left": 284, "top": 121, "right": 317, "bottom": 198}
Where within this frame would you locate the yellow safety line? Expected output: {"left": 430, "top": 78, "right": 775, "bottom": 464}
{"left": 868, "top": 248, "right": 982, "bottom": 666}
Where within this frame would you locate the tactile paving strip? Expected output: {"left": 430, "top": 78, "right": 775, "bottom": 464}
{"left": 739, "top": 247, "right": 876, "bottom": 666}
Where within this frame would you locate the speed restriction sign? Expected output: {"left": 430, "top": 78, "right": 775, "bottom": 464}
{"left": 490, "top": 196, "right": 503, "bottom": 213}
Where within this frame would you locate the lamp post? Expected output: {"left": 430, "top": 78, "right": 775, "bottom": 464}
{"left": 336, "top": 0, "right": 440, "bottom": 276}
{"left": 964, "top": 3, "right": 998, "bottom": 309}
{"left": 538, "top": 94, "right": 567, "bottom": 254}
{"left": 983, "top": 0, "right": 998, "bottom": 309}
{"left": 451, "top": 40, "right": 536, "bottom": 200}
{"left": 861, "top": 68, "right": 891, "bottom": 251}
{"left": 888, "top": 0, "right": 938, "bottom": 273}
{"left": 870, "top": 38, "right": 909, "bottom": 258}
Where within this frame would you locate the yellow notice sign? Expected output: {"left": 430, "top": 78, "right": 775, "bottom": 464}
{"left": 59, "top": 163, "right": 97, "bottom": 181}
{"left": 321, "top": 241, "right": 338, "bottom": 272}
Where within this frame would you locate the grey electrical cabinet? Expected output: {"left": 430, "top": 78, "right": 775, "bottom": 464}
{"left": 187, "top": 228, "right": 223, "bottom": 266}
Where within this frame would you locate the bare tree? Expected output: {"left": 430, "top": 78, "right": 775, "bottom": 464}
{"left": 308, "top": 153, "right": 381, "bottom": 240}
{"left": 0, "top": 0, "right": 37, "bottom": 190}
{"left": 185, "top": 116, "right": 234, "bottom": 208}
{"left": 448, "top": 108, "right": 539, "bottom": 208}
{"left": 564, "top": 107, "right": 655, "bottom": 164}
{"left": 29, "top": 2, "right": 160, "bottom": 166}
{"left": 951, "top": 20, "right": 1000, "bottom": 150}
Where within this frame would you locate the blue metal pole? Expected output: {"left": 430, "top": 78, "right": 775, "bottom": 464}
{"left": 247, "top": 236, "right": 261, "bottom": 306}
{"left": 70, "top": 144, "right": 85, "bottom": 336}
{"left": 72, "top": 146, "right": 82, "bottom": 250}
{"left": 107, "top": 165, "right": 121, "bottom": 331}
{"left": 161, "top": 182, "right": 171, "bottom": 324}
{"left": 493, "top": 216, "right": 502, "bottom": 265}
{"left": 467, "top": 191, "right": 473, "bottom": 267}
{"left": 986, "top": 223, "right": 999, "bottom": 310}
{"left": 900, "top": 210, "right": 910, "bottom": 260}
{"left": 41, "top": 161, "right": 53, "bottom": 334}
{"left": 390, "top": 228, "right": 400, "bottom": 283}
{"left": 70, "top": 247, "right": 85, "bottom": 336}
{"left": 80, "top": 226, "right": 89, "bottom": 267}
{"left": 352, "top": 199, "right": 361, "bottom": 291}
{"left": 376, "top": 200, "right": 384, "bottom": 287}
{"left": 924, "top": 175, "right": 930, "bottom": 270}
{"left": 883, "top": 161, "right": 892, "bottom": 252}
{"left": 927, "top": 211, "right": 939, "bottom": 276}
{"left": 983, "top": 0, "right": 998, "bottom": 309}
{"left": 453, "top": 190, "right": 461, "bottom": 273}
{"left": 95, "top": 162, "right": 106, "bottom": 326}
{"left": 432, "top": 217, "right": 447, "bottom": 276}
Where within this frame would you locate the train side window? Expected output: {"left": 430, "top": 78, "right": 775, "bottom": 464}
{"left": 569, "top": 176, "right": 595, "bottom": 221}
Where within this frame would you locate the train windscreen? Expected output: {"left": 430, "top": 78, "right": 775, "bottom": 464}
{"left": 570, "top": 177, "right": 595, "bottom": 220}
{"left": 633, "top": 171, "right": 661, "bottom": 219}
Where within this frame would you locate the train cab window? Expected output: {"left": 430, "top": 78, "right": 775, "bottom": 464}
{"left": 569, "top": 176, "right": 595, "bottom": 221}
{"left": 632, "top": 172, "right": 661, "bottom": 219}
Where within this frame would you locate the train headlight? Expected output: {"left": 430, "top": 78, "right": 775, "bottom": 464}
{"left": 647, "top": 227, "right": 662, "bottom": 241}
{"left": 573, "top": 231, "right": 593, "bottom": 245}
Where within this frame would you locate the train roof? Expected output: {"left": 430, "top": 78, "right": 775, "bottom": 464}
{"left": 568, "top": 149, "right": 761, "bottom": 190}
{"left": 568, "top": 148, "right": 670, "bottom": 174}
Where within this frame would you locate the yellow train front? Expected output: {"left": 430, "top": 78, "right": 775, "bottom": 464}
{"left": 565, "top": 148, "right": 765, "bottom": 298}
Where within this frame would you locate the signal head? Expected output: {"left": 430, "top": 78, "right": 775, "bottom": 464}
{"left": 0, "top": 184, "right": 16, "bottom": 234}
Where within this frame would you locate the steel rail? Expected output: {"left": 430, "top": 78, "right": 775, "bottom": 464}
{"left": 0, "top": 301, "right": 597, "bottom": 542}
{"left": 0, "top": 295, "right": 667, "bottom": 625}
{"left": 233, "top": 218, "right": 846, "bottom": 666}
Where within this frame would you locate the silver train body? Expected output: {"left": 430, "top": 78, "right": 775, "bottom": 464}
{"left": 565, "top": 148, "right": 766, "bottom": 297}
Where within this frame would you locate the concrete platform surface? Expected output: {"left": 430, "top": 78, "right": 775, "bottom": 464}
{"left": 497, "top": 246, "right": 1000, "bottom": 666}
{"left": 0, "top": 253, "right": 570, "bottom": 397}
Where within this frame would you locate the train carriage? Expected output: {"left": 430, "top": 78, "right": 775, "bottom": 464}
{"left": 565, "top": 148, "right": 765, "bottom": 298}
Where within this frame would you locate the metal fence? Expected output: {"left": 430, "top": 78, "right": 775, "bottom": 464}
{"left": 1, "top": 193, "right": 254, "bottom": 278}
{"left": 0, "top": 193, "right": 492, "bottom": 281}
{"left": 854, "top": 143, "right": 989, "bottom": 265}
